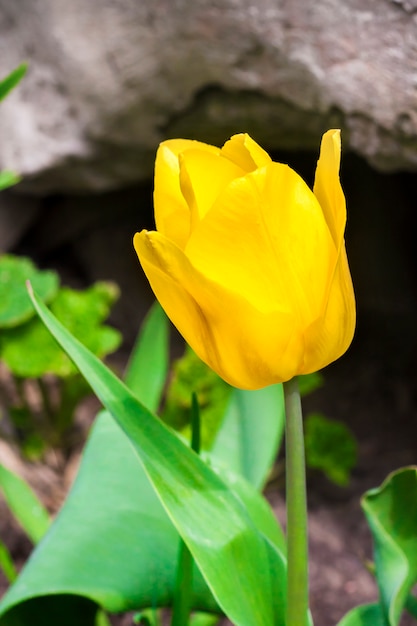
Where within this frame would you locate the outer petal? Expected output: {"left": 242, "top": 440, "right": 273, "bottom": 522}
{"left": 178, "top": 149, "right": 244, "bottom": 229}
{"left": 313, "top": 129, "right": 346, "bottom": 247}
{"left": 154, "top": 139, "right": 219, "bottom": 249}
{"left": 134, "top": 230, "right": 307, "bottom": 389}
{"left": 302, "top": 245, "right": 355, "bottom": 372}
{"left": 221, "top": 133, "right": 272, "bottom": 171}
{"left": 186, "top": 163, "right": 337, "bottom": 321}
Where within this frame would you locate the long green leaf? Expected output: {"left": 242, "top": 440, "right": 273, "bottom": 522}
{"left": 0, "top": 463, "right": 50, "bottom": 544}
{"left": 0, "top": 539, "right": 17, "bottom": 584}
{"left": 0, "top": 64, "right": 27, "bottom": 102}
{"left": 211, "top": 385, "right": 284, "bottom": 489}
{"left": 124, "top": 302, "right": 168, "bottom": 411}
{"left": 0, "top": 412, "right": 215, "bottom": 623}
{"left": 0, "top": 297, "right": 283, "bottom": 624}
{"left": 0, "top": 408, "right": 285, "bottom": 624}
{"left": 20, "top": 286, "right": 287, "bottom": 626}
{"left": 361, "top": 467, "right": 417, "bottom": 626}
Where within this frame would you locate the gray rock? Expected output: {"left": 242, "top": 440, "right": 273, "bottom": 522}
{"left": 0, "top": 0, "right": 417, "bottom": 193}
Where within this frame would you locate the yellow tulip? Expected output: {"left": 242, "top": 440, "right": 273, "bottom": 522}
{"left": 134, "top": 131, "right": 355, "bottom": 390}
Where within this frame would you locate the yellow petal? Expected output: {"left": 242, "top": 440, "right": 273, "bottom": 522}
{"left": 302, "top": 245, "right": 355, "bottom": 372}
{"left": 186, "top": 163, "right": 337, "bottom": 321}
{"left": 313, "top": 129, "right": 346, "bottom": 247}
{"left": 178, "top": 149, "right": 244, "bottom": 229}
{"left": 133, "top": 230, "right": 307, "bottom": 389}
{"left": 221, "top": 133, "right": 272, "bottom": 171}
{"left": 154, "top": 139, "right": 219, "bottom": 249}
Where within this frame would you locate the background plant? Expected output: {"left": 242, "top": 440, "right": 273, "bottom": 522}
{"left": 0, "top": 254, "right": 121, "bottom": 457}
{"left": 1, "top": 296, "right": 414, "bottom": 626}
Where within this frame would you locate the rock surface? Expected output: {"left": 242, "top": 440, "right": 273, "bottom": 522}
{"left": 0, "top": 0, "right": 417, "bottom": 192}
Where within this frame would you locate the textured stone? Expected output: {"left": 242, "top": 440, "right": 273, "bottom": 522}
{"left": 0, "top": 0, "right": 417, "bottom": 193}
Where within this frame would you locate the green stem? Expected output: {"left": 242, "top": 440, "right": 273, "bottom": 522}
{"left": 170, "top": 393, "right": 201, "bottom": 626}
{"left": 171, "top": 541, "right": 194, "bottom": 626}
{"left": 283, "top": 377, "right": 309, "bottom": 626}
{"left": 190, "top": 392, "right": 201, "bottom": 455}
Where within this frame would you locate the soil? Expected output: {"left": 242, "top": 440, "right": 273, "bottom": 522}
{"left": 1, "top": 329, "right": 417, "bottom": 626}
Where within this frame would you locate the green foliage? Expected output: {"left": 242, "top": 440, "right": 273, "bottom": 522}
{"left": 124, "top": 302, "right": 169, "bottom": 411}
{"left": 5, "top": 285, "right": 415, "bottom": 626}
{"left": 0, "top": 463, "right": 50, "bottom": 544}
{"left": 304, "top": 413, "right": 357, "bottom": 486}
{"left": 0, "top": 64, "right": 27, "bottom": 102}
{"left": 298, "top": 372, "right": 324, "bottom": 396}
{"left": 0, "top": 291, "right": 288, "bottom": 626}
{"left": 211, "top": 384, "right": 285, "bottom": 490}
{"left": 0, "top": 462, "right": 49, "bottom": 582}
{"left": 336, "top": 467, "right": 417, "bottom": 625}
{"left": 161, "top": 344, "right": 285, "bottom": 490}
{"left": 0, "top": 540, "right": 17, "bottom": 584}
{"left": 0, "top": 282, "right": 121, "bottom": 378}
{"left": 0, "top": 171, "right": 20, "bottom": 191}
{"left": 0, "top": 63, "right": 27, "bottom": 191}
{"left": 0, "top": 254, "right": 121, "bottom": 457}
{"left": 0, "top": 255, "right": 59, "bottom": 329}
{"left": 362, "top": 467, "right": 417, "bottom": 625}
{"left": 162, "top": 345, "right": 232, "bottom": 449}
{"left": 336, "top": 603, "right": 386, "bottom": 626}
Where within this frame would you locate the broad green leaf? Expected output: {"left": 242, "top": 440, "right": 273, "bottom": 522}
{"left": 210, "top": 464, "right": 286, "bottom": 556}
{"left": 362, "top": 467, "right": 417, "bottom": 626}
{"left": 0, "top": 463, "right": 50, "bottom": 544}
{"left": 304, "top": 413, "right": 357, "bottom": 486}
{"left": 211, "top": 384, "right": 285, "bottom": 489}
{"left": 16, "top": 286, "right": 288, "bottom": 626}
{"left": 336, "top": 603, "right": 386, "bottom": 626}
{"left": 0, "top": 255, "right": 58, "bottom": 329}
{"left": 0, "top": 539, "right": 17, "bottom": 584}
{"left": 124, "top": 302, "right": 169, "bottom": 411}
{"left": 0, "top": 412, "right": 215, "bottom": 624}
{"left": 0, "top": 171, "right": 20, "bottom": 191}
{"left": 0, "top": 411, "right": 286, "bottom": 625}
{"left": 0, "top": 296, "right": 285, "bottom": 624}
{"left": 0, "top": 64, "right": 27, "bottom": 102}
{"left": 0, "top": 282, "right": 121, "bottom": 377}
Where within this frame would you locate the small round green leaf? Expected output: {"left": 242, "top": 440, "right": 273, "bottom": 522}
{"left": 0, "top": 282, "right": 121, "bottom": 377}
{"left": 0, "top": 255, "right": 59, "bottom": 328}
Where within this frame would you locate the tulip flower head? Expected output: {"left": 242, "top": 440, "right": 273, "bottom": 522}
{"left": 134, "top": 131, "right": 355, "bottom": 390}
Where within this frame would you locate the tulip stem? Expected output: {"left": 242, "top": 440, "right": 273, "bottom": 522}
{"left": 283, "top": 377, "right": 309, "bottom": 626}
{"left": 171, "top": 393, "right": 200, "bottom": 626}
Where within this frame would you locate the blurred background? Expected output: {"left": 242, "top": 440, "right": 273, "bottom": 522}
{"left": 1, "top": 1, "right": 417, "bottom": 624}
